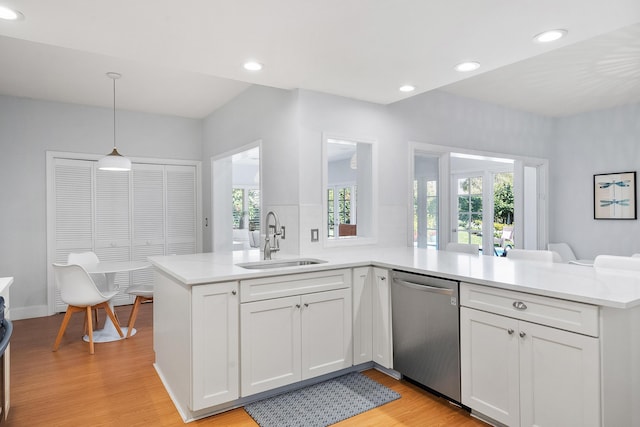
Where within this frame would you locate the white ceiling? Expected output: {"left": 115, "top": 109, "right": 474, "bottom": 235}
{"left": 0, "top": 0, "right": 639, "bottom": 118}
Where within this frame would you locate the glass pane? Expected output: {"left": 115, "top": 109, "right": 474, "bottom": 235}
{"left": 471, "top": 196, "right": 483, "bottom": 213}
{"left": 427, "top": 180, "right": 437, "bottom": 197}
{"left": 232, "top": 188, "right": 244, "bottom": 229}
{"left": 470, "top": 177, "right": 483, "bottom": 194}
{"left": 458, "top": 195, "right": 470, "bottom": 212}
{"left": 248, "top": 189, "right": 260, "bottom": 231}
{"left": 457, "top": 178, "right": 469, "bottom": 195}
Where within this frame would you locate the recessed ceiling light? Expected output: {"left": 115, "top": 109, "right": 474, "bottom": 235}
{"left": 455, "top": 62, "right": 480, "bottom": 72}
{"left": 243, "top": 61, "right": 263, "bottom": 71}
{"left": 0, "top": 5, "right": 24, "bottom": 20}
{"left": 533, "top": 29, "right": 567, "bottom": 43}
{"left": 399, "top": 85, "right": 416, "bottom": 93}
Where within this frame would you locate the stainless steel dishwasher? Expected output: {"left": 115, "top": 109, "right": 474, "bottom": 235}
{"left": 391, "top": 270, "right": 461, "bottom": 404}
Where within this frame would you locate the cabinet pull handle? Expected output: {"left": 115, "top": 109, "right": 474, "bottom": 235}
{"left": 380, "top": 276, "right": 386, "bottom": 281}
{"left": 519, "top": 331, "right": 526, "bottom": 338}
{"left": 304, "top": 303, "right": 309, "bottom": 307}
{"left": 231, "top": 290, "right": 237, "bottom": 296}
{"left": 507, "top": 328, "right": 514, "bottom": 335}
{"left": 513, "top": 301, "right": 527, "bottom": 310}
{"left": 295, "top": 304, "right": 301, "bottom": 309}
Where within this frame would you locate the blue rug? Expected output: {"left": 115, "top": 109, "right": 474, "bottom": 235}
{"left": 244, "top": 372, "right": 400, "bottom": 427}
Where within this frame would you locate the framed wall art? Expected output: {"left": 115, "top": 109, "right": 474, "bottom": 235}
{"left": 594, "top": 171, "right": 637, "bottom": 219}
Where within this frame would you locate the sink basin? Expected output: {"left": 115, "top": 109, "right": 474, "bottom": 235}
{"left": 236, "top": 258, "right": 327, "bottom": 270}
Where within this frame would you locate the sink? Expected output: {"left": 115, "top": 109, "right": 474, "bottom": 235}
{"left": 236, "top": 258, "right": 327, "bottom": 270}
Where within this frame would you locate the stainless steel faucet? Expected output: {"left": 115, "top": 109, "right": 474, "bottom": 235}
{"left": 263, "top": 211, "right": 281, "bottom": 260}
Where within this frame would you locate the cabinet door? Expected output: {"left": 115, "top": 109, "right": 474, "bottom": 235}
{"left": 301, "top": 288, "right": 352, "bottom": 380}
{"left": 241, "top": 296, "right": 301, "bottom": 396}
{"left": 519, "top": 321, "right": 600, "bottom": 427}
{"left": 352, "top": 267, "right": 373, "bottom": 364}
{"left": 372, "top": 267, "right": 392, "bottom": 368}
{"left": 461, "top": 307, "right": 520, "bottom": 426}
{"left": 191, "top": 282, "right": 239, "bottom": 410}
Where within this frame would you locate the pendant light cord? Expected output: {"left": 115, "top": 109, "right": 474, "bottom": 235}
{"left": 112, "top": 75, "right": 116, "bottom": 150}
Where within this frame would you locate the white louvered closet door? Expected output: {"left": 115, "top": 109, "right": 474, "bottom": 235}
{"left": 132, "top": 164, "right": 166, "bottom": 291}
{"left": 49, "top": 155, "right": 200, "bottom": 313}
{"left": 94, "top": 165, "right": 132, "bottom": 305}
{"left": 166, "top": 165, "right": 197, "bottom": 255}
{"left": 53, "top": 159, "right": 95, "bottom": 312}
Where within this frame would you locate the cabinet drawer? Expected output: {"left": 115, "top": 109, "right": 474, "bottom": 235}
{"left": 460, "top": 283, "right": 598, "bottom": 337}
{"left": 240, "top": 269, "right": 351, "bottom": 302}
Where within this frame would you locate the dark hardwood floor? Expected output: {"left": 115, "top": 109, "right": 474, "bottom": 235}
{"left": 7, "top": 303, "right": 487, "bottom": 426}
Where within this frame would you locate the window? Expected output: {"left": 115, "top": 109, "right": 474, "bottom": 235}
{"left": 410, "top": 143, "right": 548, "bottom": 255}
{"left": 323, "top": 134, "right": 376, "bottom": 245}
{"left": 456, "top": 176, "right": 483, "bottom": 246}
{"left": 413, "top": 152, "right": 440, "bottom": 248}
{"left": 327, "top": 185, "right": 356, "bottom": 237}
{"left": 232, "top": 187, "right": 261, "bottom": 231}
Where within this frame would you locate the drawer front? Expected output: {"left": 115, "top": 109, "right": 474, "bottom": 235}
{"left": 241, "top": 269, "right": 351, "bottom": 302}
{"left": 460, "top": 283, "right": 599, "bottom": 337}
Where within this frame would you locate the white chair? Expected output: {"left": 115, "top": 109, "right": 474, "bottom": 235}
{"left": 52, "top": 263, "right": 123, "bottom": 354}
{"left": 507, "top": 249, "right": 559, "bottom": 262}
{"left": 594, "top": 255, "right": 640, "bottom": 272}
{"left": 445, "top": 242, "right": 479, "bottom": 255}
{"left": 125, "top": 285, "right": 154, "bottom": 338}
{"left": 67, "top": 252, "right": 107, "bottom": 290}
{"left": 547, "top": 243, "right": 577, "bottom": 263}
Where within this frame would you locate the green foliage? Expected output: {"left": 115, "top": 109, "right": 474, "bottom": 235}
{"left": 494, "top": 173, "right": 514, "bottom": 224}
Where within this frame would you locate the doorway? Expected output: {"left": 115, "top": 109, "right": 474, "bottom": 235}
{"left": 212, "top": 142, "right": 261, "bottom": 252}
{"left": 410, "top": 143, "right": 547, "bottom": 254}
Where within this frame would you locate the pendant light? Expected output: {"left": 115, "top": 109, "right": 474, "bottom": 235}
{"left": 98, "top": 72, "right": 131, "bottom": 171}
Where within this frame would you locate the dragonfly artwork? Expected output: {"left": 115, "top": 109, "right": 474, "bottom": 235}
{"left": 599, "top": 180, "right": 631, "bottom": 215}
{"left": 594, "top": 173, "right": 636, "bottom": 219}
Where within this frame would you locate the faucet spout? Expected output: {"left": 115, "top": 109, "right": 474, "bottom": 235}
{"left": 263, "top": 211, "right": 281, "bottom": 260}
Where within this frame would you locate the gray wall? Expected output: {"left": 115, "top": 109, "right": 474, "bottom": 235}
{"left": 550, "top": 103, "right": 640, "bottom": 259}
{"left": 202, "top": 85, "right": 299, "bottom": 253}
{"left": 5, "top": 83, "right": 640, "bottom": 316}
{"left": 0, "top": 95, "right": 201, "bottom": 318}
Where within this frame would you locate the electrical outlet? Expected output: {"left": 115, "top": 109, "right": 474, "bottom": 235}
{"left": 311, "top": 229, "right": 319, "bottom": 242}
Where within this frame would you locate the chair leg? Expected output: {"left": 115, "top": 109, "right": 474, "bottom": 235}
{"left": 126, "top": 297, "right": 142, "bottom": 338}
{"left": 86, "top": 306, "right": 94, "bottom": 355}
{"left": 53, "top": 306, "right": 81, "bottom": 352}
{"left": 101, "top": 302, "right": 124, "bottom": 338}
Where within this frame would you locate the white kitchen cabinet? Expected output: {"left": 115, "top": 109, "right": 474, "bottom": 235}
{"left": 240, "top": 269, "right": 352, "bottom": 397}
{"left": 241, "top": 288, "right": 352, "bottom": 397}
{"left": 191, "top": 282, "right": 239, "bottom": 410}
{"left": 153, "top": 271, "right": 239, "bottom": 416}
{"left": 461, "top": 283, "right": 600, "bottom": 427}
{"left": 372, "top": 267, "right": 392, "bottom": 368}
{"left": 240, "top": 295, "right": 301, "bottom": 395}
{"left": 352, "top": 267, "right": 373, "bottom": 364}
{"left": 352, "top": 267, "right": 392, "bottom": 368}
{"left": 301, "top": 288, "right": 352, "bottom": 379}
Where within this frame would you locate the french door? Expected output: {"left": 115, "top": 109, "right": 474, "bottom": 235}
{"left": 452, "top": 174, "right": 492, "bottom": 254}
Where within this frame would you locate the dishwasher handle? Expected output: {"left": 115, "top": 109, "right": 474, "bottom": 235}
{"left": 393, "top": 279, "right": 455, "bottom": 296}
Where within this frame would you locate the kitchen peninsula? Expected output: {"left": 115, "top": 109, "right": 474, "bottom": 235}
{"left": 149, "top": 248, "right": 640, "bottom": 426}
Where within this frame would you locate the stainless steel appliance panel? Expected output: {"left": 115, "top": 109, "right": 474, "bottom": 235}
{"left": 391, "top": 270, "right": 460, "bottom": 403}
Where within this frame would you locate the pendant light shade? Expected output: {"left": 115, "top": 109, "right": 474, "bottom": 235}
{"left": 98, "top": 72, "right": 131, "bottom": 171}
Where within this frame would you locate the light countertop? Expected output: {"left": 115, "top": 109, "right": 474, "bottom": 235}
{"left": 0, "top": 278, "right": 12, "bottom": 295}
{"left": 148, "top": 248, "right": 640, "bottom": 309}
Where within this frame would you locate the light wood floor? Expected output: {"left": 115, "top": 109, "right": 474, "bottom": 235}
{"left": 7, "top": 303, "right": 487, "bottom": 426}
